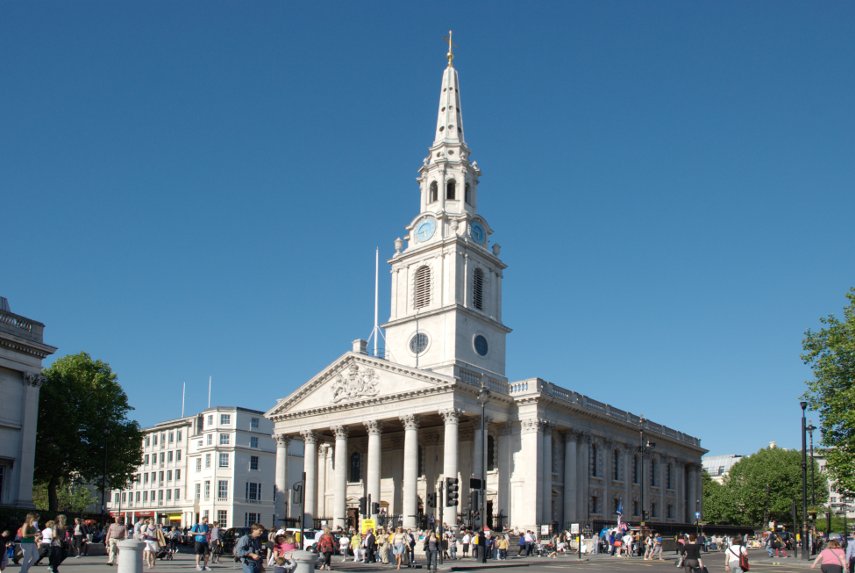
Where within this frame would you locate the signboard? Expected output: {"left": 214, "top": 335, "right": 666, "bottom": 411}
{"left": 167, "top": 514, "right": 182, "bottom": 521}
{"left": 694, "top": 511, "right": 701, "bottom": 520}
{"left": 570, "top": 523, "right": 580, "bottom": 535}
{"left": 540, "top": 525, "right": 550, "bottom": 536}
{"left": 360, "top": 518, "right": 376, "bottom": 535}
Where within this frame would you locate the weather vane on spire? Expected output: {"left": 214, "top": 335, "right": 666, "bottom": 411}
{"left": 445, "top": 30, "right": 455, "bottom": 67}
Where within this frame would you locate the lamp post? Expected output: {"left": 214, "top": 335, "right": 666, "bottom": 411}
{"left": 478, "top": 378, "right": 490, "bottom": 562}
{"left": 801, "top": 401, "right": 809, "bottom": 560}
{"left": 638, "top": 416, "right": 655, "bottom": 524}
{"left": 805, "top": 421, "right": 816, "bottom": 506}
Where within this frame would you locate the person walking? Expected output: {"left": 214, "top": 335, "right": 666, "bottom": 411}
{"left": 49, "top": 515, "right": 69, "bottom": 573}
{"left": 724, "top": 536, "right": 748, "bottom": 573}
{"left": 19, "top": 514, "right": 39, "bottom": 573}
{"left": 71, "top": 519, "right": 85, "bottom": 559}
{"left": 812, "top": 539, "right": 847, "bottom": 573}
{"left": 104, "top": 517, "right": 127, "bottom": 566}
{"left": 315, "top": 527, "right": 335, "bottom": 571}
{"left": 337, "top": 530, "right": 349, "bottom": 563}
{"left": 364, "top": 529, "right": 376, "bottom": 564}
{"left": 235, "top": 523, "right": 265, "bottom": 573}
{"left": 141, "top": 519, "right": 158, "bottom": 569}
{"left": 189, "top": 517, "right": 211, "bottom": 571}
{"left": 391, "top": 527, "right": 406, "bottom": 570}
{"left": 424, "top": 530, "right": 439, "bottom": 573}
{"left": 208, "top": 522, "right": 222, "bottom": 564}
{"left": 682, "top": 534, "right": 704, "bottom": 573}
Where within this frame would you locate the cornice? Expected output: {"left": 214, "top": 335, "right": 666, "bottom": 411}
{"left": 0, "top": 335, "right": 57, "bottom": 360}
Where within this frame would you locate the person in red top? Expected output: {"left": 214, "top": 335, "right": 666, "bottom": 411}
{"left": 316, "top": 527, "right": 335, "bottom": 571}
{"left": 812, "top": 539, "right": 846, "bottom": 573}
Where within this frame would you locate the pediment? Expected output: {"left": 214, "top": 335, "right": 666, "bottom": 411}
{"left": 266, "top": 352, "right": 456, "bottom": 420}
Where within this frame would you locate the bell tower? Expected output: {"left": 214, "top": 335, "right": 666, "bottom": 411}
{"left": 383, "top": 35, "right": 511, "bottom": 382}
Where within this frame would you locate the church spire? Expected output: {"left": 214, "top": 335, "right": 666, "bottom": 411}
{"left": 433, "top": 31, "right": 466, "bottom": 147}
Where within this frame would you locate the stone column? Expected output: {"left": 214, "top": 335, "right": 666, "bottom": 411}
{"left": 687, "top": 464, "right": 698, "bottom": 522}
{"left": 301, "top": 430, "right": 317, "bottom": 527}
{"left": 563, "top": 432, "right": 577, "bottom": 525}
{"left": 316, "top": 445, "right": 328, "bottom": 518}
{"left": 695, "top": 464, "right": 703, "bottom": 519}
{"left": 577, "top": 434, "right": 590, "bottom": 523}
{"left": 274, "top": 435, "right": 290, "bottom": 524}
{"left": 365, "top": 420, "right": 382, "bottom": 518}
{"left": 659, "top": 456, "right": 667, "bottom": 520}
{"left": 333, "top": 426, "right": 349, "bottom": 530}
{"left": 401, "top": 414, "right": 419, "bottom": 529}
{"left": 17, "top": 373, "right": 43, "bottom": 506}
{"left": 440, "top": 410, "right": 460, "bottom": 526}
{"left": 519, "top": 418, "right": 542, "bottom": 529}
{"left": 542, "top": 426, "right": 552, "bottom": 525}
{"left": 472, "top": 423, "right": 483, "bottom": 483}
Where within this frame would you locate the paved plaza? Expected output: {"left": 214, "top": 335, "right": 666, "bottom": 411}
{"left": 16, "top": 548, "right": 817, "bottom": 573}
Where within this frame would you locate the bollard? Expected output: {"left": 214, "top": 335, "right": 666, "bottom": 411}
{"left": 292, "top": 550, "right": 318, "bottom": 573}
{"left": 116, "top": 539, "right": 145, "bottom": 573}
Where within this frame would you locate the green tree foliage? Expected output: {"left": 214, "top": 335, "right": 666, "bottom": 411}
{"left": 36, "top": 352, "right": 142, "bottom": 512}
{"left": 702, "top": 448, "right": 827, "bottom": 526}
{"left": 32, "top": 479, "right": 96, "bottom": 513}
{"left": 802, "top": 288, "right": 855, "bottom": 495}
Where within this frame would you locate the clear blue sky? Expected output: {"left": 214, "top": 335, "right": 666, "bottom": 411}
{"left": 3, "top": 1, "right": 853, "bottom": 458}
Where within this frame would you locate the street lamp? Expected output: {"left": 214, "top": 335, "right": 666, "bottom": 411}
{"left": 805, "top": 421, "right": 816, "bottom": 506}
{"left": 478, "top": 377, "right": 490, "bottom": 534}
{"left": 801, "top": 401, "right": 809, "bottom": 560}
{"left": 638, "top": 416, "right": 655, "bottom": 524}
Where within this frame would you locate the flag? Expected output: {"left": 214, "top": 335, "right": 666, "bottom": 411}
{"left": 616, "top": 498, "right": 623, "bottom": 516}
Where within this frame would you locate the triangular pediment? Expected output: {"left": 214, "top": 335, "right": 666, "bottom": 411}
{"left": 265, "top": 352, "right": 456, "bottom": 420}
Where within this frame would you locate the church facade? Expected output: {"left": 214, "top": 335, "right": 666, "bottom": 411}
{"left": 266, "top": 46, "right": 705, "bottom": 533}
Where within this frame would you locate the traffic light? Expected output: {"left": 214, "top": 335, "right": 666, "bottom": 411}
{"left": 470, "top": 489, "right": 479, "bottom": 510}
{"left": 445, "top": 477, "right": 459, "bottom": 507}
{"left": 359, "top": 496, "right": 367, "bottom": 516}
{"left": 372, "top": 502, "right": 380, "bottom": 514}
{"left": 426, "top": 492, "right": 436, "bottom": 508}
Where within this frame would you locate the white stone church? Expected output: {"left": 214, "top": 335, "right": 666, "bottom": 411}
{"left": 266, "top": 45, "right": 705, "bottom": 533}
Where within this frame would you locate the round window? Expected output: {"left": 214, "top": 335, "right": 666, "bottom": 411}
{"left": 409, "top": 332, "right": 429, "bottom": 355}
{"left": 474, "top": 335, "right": 489, "bottom": 356}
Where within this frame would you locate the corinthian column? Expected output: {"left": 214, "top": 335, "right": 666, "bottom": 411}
{"left": 563, "top": 432, "right": 577, "bottom": 525}
{"left": 301, "top": 430, "right": 317, "bottom": 527}
{"left": 440, "top": 409, "right": 460, "bottom": 526}
{"left": 365, "top": 420, "right": 382, "bottom": 518}
{"left": 542, "top": 425, "right": 553, "bottom": 525}
{"left": 274, "top": 435, "right": 290, "bottom": 524}
{"left": 333, "top": 425, "right": 349, "bottom": 530}
{"left": 401, "top": 414, "right": 419, "bottom": 529}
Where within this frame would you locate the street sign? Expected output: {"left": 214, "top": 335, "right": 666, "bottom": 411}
{"left": 570, "top": 523, "right": 580, "bottom": 534}
{"left": 360, "top": 518, "right": 376, "bottom": 535}
{"left": 695, "top": 511, "right": 701, "bottom": 520}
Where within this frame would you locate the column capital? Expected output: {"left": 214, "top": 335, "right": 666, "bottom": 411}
{"left": 520, "top": 418, "right": 546, "bottom": 434}
{"left": 273, "top": 434, "right": 290, "bottom": 447}
{"left": 364, "top": 420, "right": 383, "bottom": 435}
{"left": 23, "top": 372, "right": 45, "bottom": 388}
{"left": 439, "top": 409, "right": 461, "bottom": 424}
{"left": 332, "top": 425, "right": 349, "bottom": 440}
{"left": 400, "top": 414, "right": 419, "bottom": 430}
{"left": 301, "top": 430, "right": 317, "bottom": 445}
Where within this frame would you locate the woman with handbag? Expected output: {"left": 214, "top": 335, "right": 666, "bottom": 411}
{"left": 682, "top": 534, "right": 704, "bottom": 573}
{"left": 724, "top": 536, "right": 749, "bottom": 573}
{"left": 811, "top": 539, "right": 846, "bottom": 573}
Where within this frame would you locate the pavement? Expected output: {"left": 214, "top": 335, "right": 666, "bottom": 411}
{"left": 9, "top": 548, "right": 820, "bottom": 573}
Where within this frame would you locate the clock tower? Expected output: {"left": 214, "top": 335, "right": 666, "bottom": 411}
{"left": 383, "top": 38, "right": 511, "bottom": 383}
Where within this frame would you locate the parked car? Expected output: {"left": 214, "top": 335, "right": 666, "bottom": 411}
{"left": 221, "top": 527, "right": 254, "bottom": 555}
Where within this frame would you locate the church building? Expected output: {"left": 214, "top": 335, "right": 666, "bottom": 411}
{"left": 266, "top": 42, "right": 705, "bottom": 533}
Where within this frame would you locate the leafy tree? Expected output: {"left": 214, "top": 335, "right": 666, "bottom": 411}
{"left": 701, "top": 471, "right": 738, "bottom": 524}
{"left": 36, "top": 353, "right": 142, "bottom": 512}
{"left": 802, "top": 288, "right": 855, "bottom": 494}
{"left": 721, "top": 447, "right": 827, "bottom": 527}
{"left": 32, "top": 479, "right": 96, "bottom": 513}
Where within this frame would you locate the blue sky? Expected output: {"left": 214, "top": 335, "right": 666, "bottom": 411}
{"left": 2, "top": 1, "right": 853, "bottom": 457}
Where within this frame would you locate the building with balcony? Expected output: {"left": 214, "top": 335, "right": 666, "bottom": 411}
{"left": 0, "top": 297, "right": 57, "bottom": 508}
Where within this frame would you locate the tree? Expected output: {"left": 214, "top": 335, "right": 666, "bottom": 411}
{"left": 32, "top": 479, "right": 96, "bottom": 513}
{"left": 802, "top": 288, "right": 855, "bottom": 494}
{"left": 701, "top": 471, "right": 738, "bottom": 525}
{"left": 721, "top": 447, "right": 827, "bottom": 527}
{"left": 36, "top": 352, "right": 142, "bottom": 512}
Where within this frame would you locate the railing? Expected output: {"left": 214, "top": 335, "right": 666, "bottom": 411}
{"left": 0, "top": 311, "right": 44, "bottom": 342}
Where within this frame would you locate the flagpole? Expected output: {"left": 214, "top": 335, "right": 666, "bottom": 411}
{"left": 181, "top": 381, "right": 186, "bottom": 417}
{"left": 208, "top": 376, "right": 212, "bottom": 408}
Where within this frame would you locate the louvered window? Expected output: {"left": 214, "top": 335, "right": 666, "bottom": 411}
{"left": 465, "top": 182, "right": 472, "bottom": 205}
{"left": 414, "top": 266, "right": 431, "bottom": 309}
{"left": 446, "top": 179, "right": 456, "bottom": 200}
{"left": 473, "top": 268, "right": 484, "bottom": 310}
{"left": 429, "top": 181, "right": 438, "bottom": 203}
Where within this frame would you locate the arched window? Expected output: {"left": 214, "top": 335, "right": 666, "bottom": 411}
{"left": 465, "top": 183, "right": 471, "bottom": 205}
{"left": 413, "top": 266, "right": 431, "bottom": 309}
{"left": 429, "top": 181, "right": 438, "bottom": 203}
{"left": 487, "top": 435, "right": 496, "bottom": 471}
{"left": 446, "top": 179, "right": 456, "bottom": 200}
{"left": 349, "top": 452, "right": 361, "bottom": 482}
{"left": 473, "top": 268, "right": 485, "bottom": 310}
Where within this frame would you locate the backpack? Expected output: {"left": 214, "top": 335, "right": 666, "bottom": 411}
{"left": 233, "top": 534, "right": 248, "bottom": 562}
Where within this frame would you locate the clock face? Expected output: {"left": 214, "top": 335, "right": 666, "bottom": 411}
{"left": 469, "top": 221, "right": 485, "bottom": 245}
{"left": 415, "top": 217, "right": 437, "bottom": 242}
{"left": 474, "top": 334, "right": 489, "bottom": 356}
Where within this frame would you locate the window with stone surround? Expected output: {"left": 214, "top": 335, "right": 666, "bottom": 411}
{"left": 350, "top": 452, "right": 361, "bottom": 482}
{"left": 429, "top": 181, "right": 438, "bottom": 203}
{"left": 590, "top": 444, "right": 598, "bottom": 477}
{"left": 446, "top": 179, "right": 456, "bottom": 200}
{"left": 487, "top": 435, "right": 496, "bottom": 471}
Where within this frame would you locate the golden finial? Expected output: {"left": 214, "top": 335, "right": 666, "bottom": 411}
{"left": 446, "top": 30, "right": 454, "bottom": 67}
